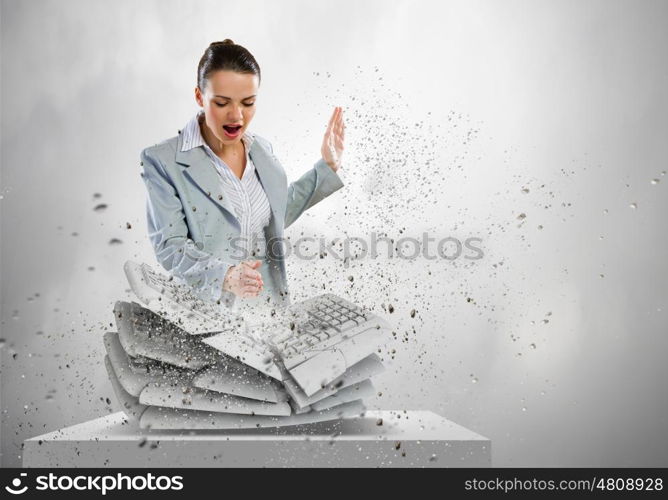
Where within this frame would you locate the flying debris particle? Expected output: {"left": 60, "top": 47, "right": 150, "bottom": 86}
{"left": 126, "top": 222, "right": 132, "bottom": 229}
{"left": 629, "top": 203, "right": 637, "bottom": 209}
{"left": 410, "top": 309, "right": 416, "bottom": 318}
{"left": 530, "top": 343, "right": 537, "bottom": 349}
{"left": 348, "top": 276, "right": 354, "bottom": 282}
{"left": 138, "top": 438, "right": 147, "bottom": 447}
{"left": 521, "top": 188, "right": 530, "bottom": 194}
{"left": 93, "top": 204, "right": 108, "bottom": 212}
{"left": 88, "top": 266, "right": 95, "bottom": 271}
{"left": 517, "top": 213, "right": 526, "bottom": 220}
{"left": 376, "top": 418, "right": 383, "bottom": 426}
{"left": 387, "top": 304, "right": 394, "bottom": 313}
{"left": 650, "top": 179, "right": 660, "bottom": 185}
{"left": 93, "top": 193, "right": 102, "bottom": 199}
{"left": 109, "top": 238, "right": 123, "bottom": 245}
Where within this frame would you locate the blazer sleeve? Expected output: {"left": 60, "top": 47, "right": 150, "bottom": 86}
{"left": 140, "top": 147, "right": 234, "bottom": 304}
{"left": 270, "top": 141, "right": 344, "bottom": 229}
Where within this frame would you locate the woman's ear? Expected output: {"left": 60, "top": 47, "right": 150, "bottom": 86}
{"left": 194, "top": 86, "right": 204, "bottom": 107}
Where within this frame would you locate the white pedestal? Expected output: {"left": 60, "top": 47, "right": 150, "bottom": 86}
{"left": 23, "top": 410, "right": 491, "bottom": 467}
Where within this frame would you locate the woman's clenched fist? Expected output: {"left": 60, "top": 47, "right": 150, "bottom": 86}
{"left": 223, "top": 260, "right": 264, "bottom": 298}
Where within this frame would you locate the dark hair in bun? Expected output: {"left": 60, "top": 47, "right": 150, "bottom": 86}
{"left": 197, "top": 39, "right": 261, "bottom": 91}
{"left": 210, "top": 39, "right": 235, "bottom": 46}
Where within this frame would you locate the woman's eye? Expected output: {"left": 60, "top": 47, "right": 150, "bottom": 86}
{"left": 214, "top": 102, "right": 255, "bottom": 107}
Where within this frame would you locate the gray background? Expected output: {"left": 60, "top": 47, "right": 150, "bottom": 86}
{"left": 2, "top": 0, "right": 667, "bottom": 467}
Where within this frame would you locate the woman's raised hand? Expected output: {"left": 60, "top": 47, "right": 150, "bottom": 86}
{"left": 223, "top": 260, "right": 264, "bottom": 298}
{"left": 321, "top": 106, "right": 345, "bottom": 172}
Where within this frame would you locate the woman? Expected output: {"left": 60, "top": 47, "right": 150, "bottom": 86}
{"left": 140, "top": 39, "right": 345, "bottom": 310}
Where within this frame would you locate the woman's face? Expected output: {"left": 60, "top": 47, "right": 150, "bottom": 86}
{"left": 195, "top": 70, "right": 259, "bottom": 145}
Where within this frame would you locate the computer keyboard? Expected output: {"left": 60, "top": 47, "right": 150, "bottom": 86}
{"left": 201, "top": 292, "right": 392, "bottom": 394}
{"left": 125, "top": 260, "right": 285, "bottom": 378}
{"left": 192, "top": 362, "right": 285, "bottom": 403}
{"left": 104, "top": 331, "right": 193, "bottom": 397}
{"left": 268, "top": 294, "right": 392, "bottom": 396}
{"left": 200, "top": 328, "right": 282, "bottom": 381}
{"left": 114, "top": 301, "right": 220, "bottom": 370}
{"left": 124, "top": 261, "right": 233, "bottom": 335}
{"left": 282, "top": 353, "right": 385, "bottom": 409}
{"left": 273, "top": 294, "right": 380, "bottom": 359}
{"left": 124, "top": 261, "right": 392, "bottom": 392}
{"left": 117, "top": 261, "right": 394, "bottom": 421}
{"left": 139, "top": 399, "right": 367, "bottom": 430}
{"left": 138, "top": 382, "right": 293, "bottom": 416}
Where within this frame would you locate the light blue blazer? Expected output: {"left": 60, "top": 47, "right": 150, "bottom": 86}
{"left": 139, "top": 130, "right": 344, "bottom": 309}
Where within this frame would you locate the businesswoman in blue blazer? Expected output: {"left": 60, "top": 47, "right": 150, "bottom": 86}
{"left": 140, "top": 39, "right": 345, "bottom": 309}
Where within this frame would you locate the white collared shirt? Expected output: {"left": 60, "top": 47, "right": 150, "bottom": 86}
{"left": 180, "top": 110, "right": 271, "bottom": 261}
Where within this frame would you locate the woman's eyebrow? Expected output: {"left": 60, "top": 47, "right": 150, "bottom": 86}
{"left": 213, "top": 94, "right": 256, "bottom": 100}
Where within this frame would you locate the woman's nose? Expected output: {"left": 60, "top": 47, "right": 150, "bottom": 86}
{"left": 229, "top": 106, "right": 243, "bottom": 120}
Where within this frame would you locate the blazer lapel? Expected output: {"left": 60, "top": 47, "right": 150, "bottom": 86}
{"left": 175, "top": 133, "right": 237, "bottom": 219}
{"left": 249, "top": 138, "right": 287, "bottom": 225}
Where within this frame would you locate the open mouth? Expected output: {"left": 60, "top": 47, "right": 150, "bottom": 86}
{"left": 223, "top": 125, "right": 243, "bottom": 137}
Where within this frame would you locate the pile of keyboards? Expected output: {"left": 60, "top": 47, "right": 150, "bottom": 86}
{"left": 103, "top": 261, "right": 393, "bottom": 429}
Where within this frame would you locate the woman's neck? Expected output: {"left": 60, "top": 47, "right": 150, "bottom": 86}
{"left": 199, "top": 115, "right": 244, "bottom": 158}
